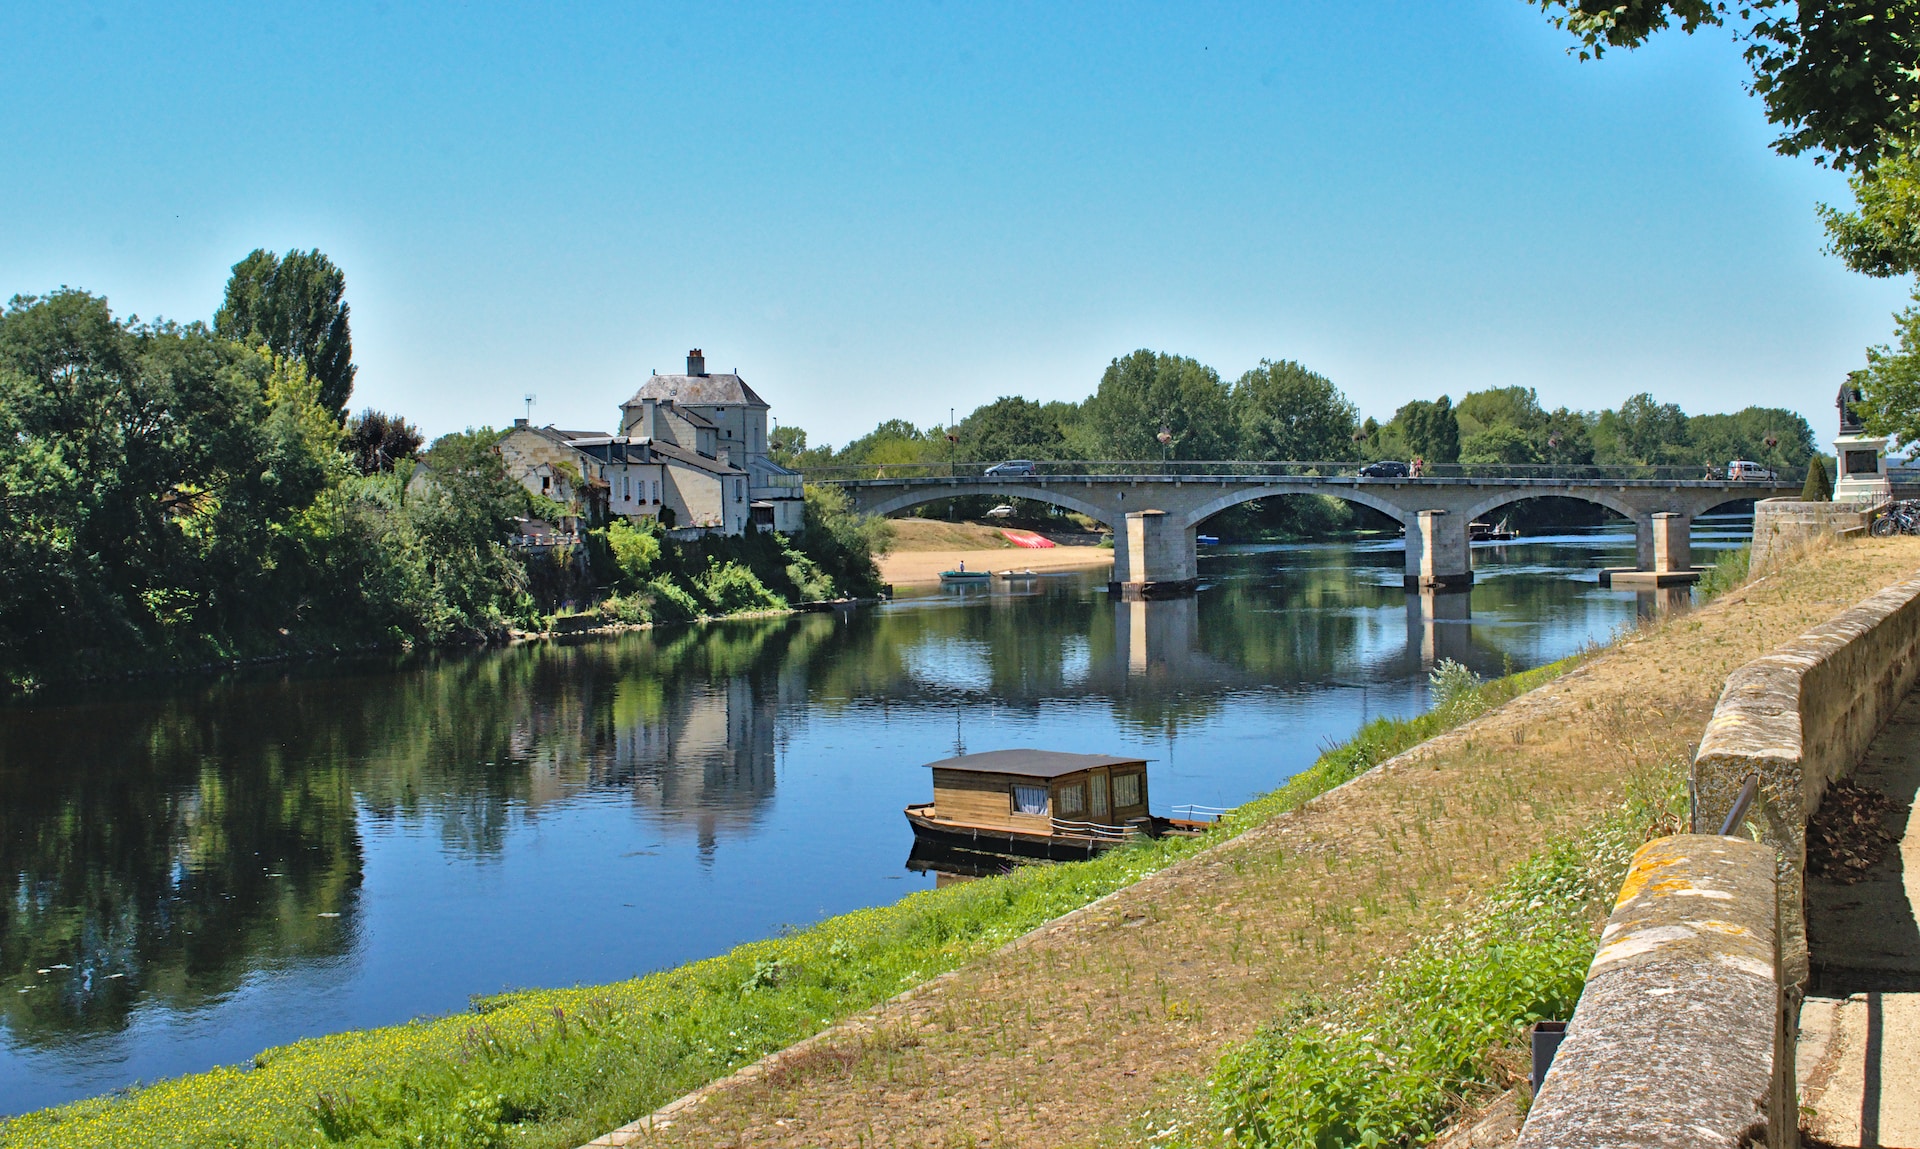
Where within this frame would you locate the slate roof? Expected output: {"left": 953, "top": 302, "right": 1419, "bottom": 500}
{"left": 625, "top": 373, "right": 769, "bottom": 409}
{"left": 920, "top": 750, "right": 1147, "bottom": 779}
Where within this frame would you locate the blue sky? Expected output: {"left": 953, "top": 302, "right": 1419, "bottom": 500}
{"left": 2, "top": 2, "right": 1909, "bottom": 447}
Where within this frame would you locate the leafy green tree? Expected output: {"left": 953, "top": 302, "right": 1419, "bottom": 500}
{"left": 215, "top": 248, "right": 358, "bottom": 417}
{"left": 1597, "top": 393, "right": 1692, "bottom": 464}
{"left": 1456, "top": 386, "right": 1548, "bottom": 436}
{"left": 1802, "top": 455, "right": 1834, "bottom": 500}
{"left": 1856, "top": 296, "right": 1920, "bottom": 447}
{"left": 1460, "top": 425, "right": 1543, "bottom": 464}
{"left": 1396, "top": 396, "right": 1461, "bottom": 464}
{"left": 1822, "top": 150, "right": 1920, "bottom": 276}
{"left": 833, "top": 419, "right": 940, "bottom": 466}
{"left": 959, "top": 396, "right": 1072, "bottom": 462}
{"left": 345, "top": 410, "right": 424, "bottom": 474}
{"left": 1688, "top": 406, "right": 1816, "bottom": 469}
{"left": 798, "top": 484, "right": 892, "bottom": 597}
{"left": 1082, "top": 350, "right": 1234, "bottom": 460}
{"left": 1230, "top": 359, "right": 1358, "bottom": 461}
{"left": 1529, "top": 0, "right": 1920, "bottom": 170}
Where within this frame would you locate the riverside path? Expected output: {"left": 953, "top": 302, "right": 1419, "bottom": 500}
{"left": 817, "top": 461, "right": 1810, "bottom": 593}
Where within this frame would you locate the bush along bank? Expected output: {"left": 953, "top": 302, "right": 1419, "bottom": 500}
{"left": 583, "top": 484, "right": 892, "bottom": 629}
{"left": 0, "top": 656, "right": 1579, "bottom": 1149}
{"left": 1207, "top": 773, "right": 1681, "bottom": 1149}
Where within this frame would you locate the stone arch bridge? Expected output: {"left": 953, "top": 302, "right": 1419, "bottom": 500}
{"left": 826, "top": 469, "right": 1803, "bottom": 593}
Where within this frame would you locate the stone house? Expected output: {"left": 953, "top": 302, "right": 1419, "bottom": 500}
{"left": 494, "top": 350, "right": 800, "bottom": 537}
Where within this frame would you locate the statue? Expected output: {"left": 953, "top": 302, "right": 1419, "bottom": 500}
{"left": 1838, "top": 378, "right": 1865, "bottom": 435}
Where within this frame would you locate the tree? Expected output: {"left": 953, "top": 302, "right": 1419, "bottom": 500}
{"left": 1688, "top": 406, "right": 1816, "bottom": 469}
{"left": 1396, "top": 396, "right": 1461, "bottom": 464}
{"left": 1599, "top": 393, "right": 1692, "bottom": 464}
{"left": 959, "top": 396, "right": 1071, "bottom": 462}
{"left": 1802, "top": 455, "right": 1834, "bottom": 500}
{"left": 1857, "top": 294, "right": 1920, "bottom": 447}
{"left": 1529, "top": 0, "right": 1920, "bottom": 170}
{"left": 1081, "top": 350, "right": 1234, "bottom": 460}
{"left": 1230, "top": 360, "right": 1358, "bottom": 461}
{"left": 1456, "top": 386, "right": 1548, "bottom": 434}
{"left": 1460, "top": 425, "right": 1543, "bottom": 465}
{"left": 345, "top": 410, "right": 424, "bottom": 474}
{"left": 1541, "top": 408, "right": 1597, "bottom": 464}
{"left": 215, "top": 248, "right": 358, "bottom": 417}
{"left": 1821, "top": 149, "right": 1920, "bottom": 276}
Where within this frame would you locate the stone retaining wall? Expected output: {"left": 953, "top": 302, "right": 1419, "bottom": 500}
{"left": 1750, "top": 499, "right": 1868, "bottom": 576}
{"left": 1517, "top": 835, "right": 1789, "bottom": 1149}
{"left": 1691, "top": 569, "right": 1920, "bottom": 982}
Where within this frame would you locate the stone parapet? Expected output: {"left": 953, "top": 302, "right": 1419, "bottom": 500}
{"left": 1517, "top": 835, "right": 1790, "bottom": 1149}
{"left": 1691, "top": 570, "right": 1920, "bottom": 984}
{"left": 1750, "top": 499, "right": 1868, "bottom": 577}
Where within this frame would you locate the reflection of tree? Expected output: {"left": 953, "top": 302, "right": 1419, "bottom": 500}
{"left": 0, "top": 695, "right": 361, "bottom": 1047}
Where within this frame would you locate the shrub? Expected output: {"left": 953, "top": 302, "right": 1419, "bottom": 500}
{"left": 1696, "top": 544, "right": 1751, "bottom": 602}
{"left": 598, "top": 519, "right": 661, "bottom": 591}
{"left": 692, "top": 559, "right": 786, "bottom": 614}
{"left": 642, "top": 576, "right": 702, "bottom": 622}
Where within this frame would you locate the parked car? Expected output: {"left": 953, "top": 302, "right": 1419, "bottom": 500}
{"left": 985, "top": 460, "right": 1037, "bottom": 477}
{"left": 985, "top": 503, "right": 1016, "bottom": 518}
{"left": 1727, "top": 460, "right": 1777, "bottom": 481}
{"left": 1359, "top": 460, "right": 1410, "bottom": 478}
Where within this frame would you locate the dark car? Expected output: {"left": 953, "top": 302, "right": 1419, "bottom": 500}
{"left": 1358, "top": 461, "right": 1410, "bottom": 478}
{"left": 984, "top": 460, "right": 1037, "bottom": 477}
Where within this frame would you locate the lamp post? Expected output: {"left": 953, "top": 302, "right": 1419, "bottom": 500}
{"left": 1157, "top": 422, "right": 1173, "bottom": 468}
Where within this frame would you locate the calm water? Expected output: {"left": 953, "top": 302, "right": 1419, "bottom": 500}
{"left": 0, "top": 520, "right": 1745, "bottom": 1113}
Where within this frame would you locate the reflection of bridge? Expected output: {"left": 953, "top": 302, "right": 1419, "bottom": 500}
{"left": 827, "top": 464, "right": 1801, "bottom": 592}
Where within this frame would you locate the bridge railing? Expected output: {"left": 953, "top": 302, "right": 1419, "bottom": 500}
{"left": 803, "top": 460, "right": 1808, "bottom": 484}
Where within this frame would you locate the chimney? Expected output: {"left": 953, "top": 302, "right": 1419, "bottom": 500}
{"left": 514, "top": 417, "right": 529, "bottom": 428}
{"left": 687, "top": 348, "right": 706, "bottom": 376}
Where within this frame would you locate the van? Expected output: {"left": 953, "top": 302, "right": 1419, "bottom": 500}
{"left": 1727, "top": 460, "right": 1777, "bottom": 481}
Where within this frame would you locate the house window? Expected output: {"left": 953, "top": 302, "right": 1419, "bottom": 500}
{"left": 1012, "top": 785, "right": 1048, "bottom": 817}
{"left": 541, "top": 476, "right": 550, "bottom": 492}
{"left": 1056, "top": 783, "right": 1085, "bottom": 818}
{"left": 652, "top": 480, "right": 660, "bottom": 503}
{"left": 1090, "top": 773, "right": 1109, "bottom": 818}
{"left": 1112, "top": 773, "right": 1141, "bottom": 808}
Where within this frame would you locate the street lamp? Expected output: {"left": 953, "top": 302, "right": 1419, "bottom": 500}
{"left": 1157, "top": 422, "right": 1173, "bottom": 466}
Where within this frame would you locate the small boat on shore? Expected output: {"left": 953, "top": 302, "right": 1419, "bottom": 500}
{"left": 1469, "top": 519, "right": 1518, "bottom": 542}
{"left": 997, "top": 569, "right": 1037, "bottom": 580}
{"left": 905, "top": 749, "right": 1209, "bottom": 861}
{"left": 1196, "top": 534, "right": 1220, "bottom": 546}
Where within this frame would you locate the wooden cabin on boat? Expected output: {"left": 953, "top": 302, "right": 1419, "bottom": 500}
{"left": 905, "top": 749, "right": 1185, "bottom": 860}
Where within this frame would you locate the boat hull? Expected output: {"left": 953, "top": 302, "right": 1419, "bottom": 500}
{"left": 905, "top": 807, "right": 1119, "bottom": 860}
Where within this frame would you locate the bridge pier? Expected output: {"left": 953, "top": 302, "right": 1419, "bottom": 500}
{"left": 1112, "top": 510, "right": 1197, "bottom": 598}
{"left": 1403, "top": 510, "right": 1473, "bottom": 591}
{"left": 1605, "top": 511, "right": 1700, "bottom": 587}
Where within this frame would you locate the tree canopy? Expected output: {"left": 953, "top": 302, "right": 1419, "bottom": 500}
{"left": 1082, "top": 350, "right": 1234, "bottom": 460}
{"left": 1231, "top": 360, "right": 1358, "bottom": 462}
{"left": 214, "top": 248, "right": 358, "bottom": 417}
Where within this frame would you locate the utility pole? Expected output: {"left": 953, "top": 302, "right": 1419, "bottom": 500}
{"left": 524, "top": 393, "right": 537, "bottom": 423}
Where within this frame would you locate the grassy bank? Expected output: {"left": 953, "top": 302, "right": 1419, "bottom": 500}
{"left": 1206, "top": 773, "right": 1679, "bottom": 1148}
{"left": 0, "top": 660, "right": 1572, "bottom": 1149}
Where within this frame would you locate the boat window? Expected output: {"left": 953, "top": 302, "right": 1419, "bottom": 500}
{"left": 1089, "top": 772, "right": 1109, "bottom": 817}
{"left": 1112, "top": 772, "right": 1141, "bottom": 808}
{"left": 1057, "top": 783, "right": 1085, "bottom": 818}
{"left": 1012, "top": 785, "right": 1048, "bottom": 816}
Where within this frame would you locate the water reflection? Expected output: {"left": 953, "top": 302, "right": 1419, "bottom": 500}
{"left": 0, "top": 526, "right": 1683, "bottom": 1112}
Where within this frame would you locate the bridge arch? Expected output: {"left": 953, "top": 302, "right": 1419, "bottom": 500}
{"left": 1460, "top": 488, "right": 1644, "bottom": 527}
{"left": 1177, "top": 483, "right": 1415, "bottom": 531}
{"left": 856, "top": 482, "right": 1119, "bottom": 526}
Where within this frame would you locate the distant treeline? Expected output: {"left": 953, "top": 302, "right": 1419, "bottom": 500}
{"left": 773, "top": 350, "right": 1820, "bottom": 537}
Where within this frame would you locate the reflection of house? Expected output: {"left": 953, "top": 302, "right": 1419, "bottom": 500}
{"left": 494, "top": 350, "right": 803, "bottom": 537}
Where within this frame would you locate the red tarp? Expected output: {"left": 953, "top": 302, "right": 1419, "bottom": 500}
{"left": 1002, "top": 529, "right": 1056, "bottom": 549}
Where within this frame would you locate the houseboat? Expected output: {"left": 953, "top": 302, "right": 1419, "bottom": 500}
{"left": 904, "top": 749, "right": 1206, "bottom": 860}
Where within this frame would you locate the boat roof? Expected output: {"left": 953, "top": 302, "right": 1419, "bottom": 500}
{"left": 923, "top": 749, "right": 1147, "bottom": 779}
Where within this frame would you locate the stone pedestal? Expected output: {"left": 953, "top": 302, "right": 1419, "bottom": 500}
{"left": 1834, "top": 433, "right": 1891, "bottom": 504}
{"left": 1403, "top": 509, "right": 1472, "bottom": 591}
{"left": 1651, "top": 512, "right": 1691, "bottom": 573}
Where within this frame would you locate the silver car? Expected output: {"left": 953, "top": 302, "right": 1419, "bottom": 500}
{"left": 985, "top": 460, "right": 1037, "bottom": 477}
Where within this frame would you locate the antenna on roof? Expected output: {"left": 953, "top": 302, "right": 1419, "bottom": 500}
{"left": 524, "top": 393, "right": 537, "bottom": 422}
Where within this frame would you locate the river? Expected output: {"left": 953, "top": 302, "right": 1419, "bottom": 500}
{"left": 0, "top": 519, "right": 1746, "bottom": 1114}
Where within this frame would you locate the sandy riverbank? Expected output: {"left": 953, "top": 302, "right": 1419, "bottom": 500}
{"left": 877, "top": 545, "right": 1112, "bottom": 586}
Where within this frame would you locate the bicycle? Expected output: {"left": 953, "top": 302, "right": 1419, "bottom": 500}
{"left": 1870, "top": 500, "right": 1920, "bottom": 536}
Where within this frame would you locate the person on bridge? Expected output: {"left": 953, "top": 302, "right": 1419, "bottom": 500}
{"left": 1411, "top": 456, "right": 1425, "bottom": 479}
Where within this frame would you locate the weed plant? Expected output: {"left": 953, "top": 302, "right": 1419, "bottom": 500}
{"left": 0, "top": 658, "right": 1579, "bottom": 1149}
{"left": 1695, "top": 544, "right": 1751, "bottom": 602}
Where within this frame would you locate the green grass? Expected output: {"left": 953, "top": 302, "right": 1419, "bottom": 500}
{"left": 1205, "top": 773, "right": 1680, "bottom": 1149}
{"left": 0, "top": 656, "right": 1581, "bottom": 1149}
{"left": 1695, "top": 544, "right": 1751, "bottom": 603}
